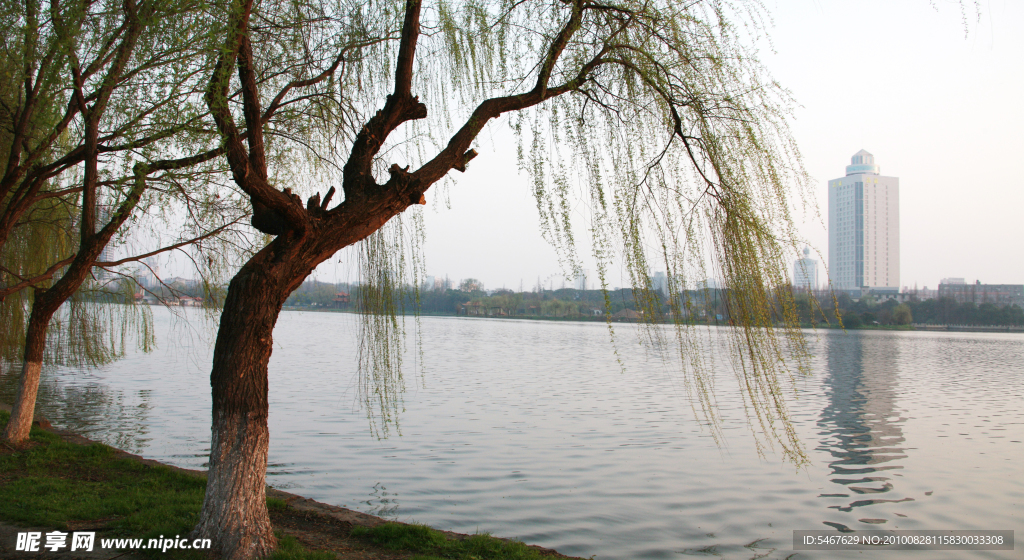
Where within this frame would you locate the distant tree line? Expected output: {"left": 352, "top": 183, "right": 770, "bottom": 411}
{"left": 282, "top": 279, "right": 738, "bottom": 322}
{"left": 416, "top": 287, "right": 641, "bottom": 318}
{"left": 790, "top": 291, "right": 1024, "bottom": 328}
{"left": 901, "top": 297, "right": 1023, "bottom": 326}
{"left": 164, "top": 279, "right": 1023, "bottom": 328}
{"left": 281, "top": 280, "right": 354, "bottom": 308}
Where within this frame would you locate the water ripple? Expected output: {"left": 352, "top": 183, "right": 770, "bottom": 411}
{"left": 5, "top": 310, "right": 1022, "bottom": 559}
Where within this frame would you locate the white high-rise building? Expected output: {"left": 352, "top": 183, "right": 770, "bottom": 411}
{"left": 651, "top": 271, "right": 667, "bottom": 295}
{"left": 793, "top": 247, "right": 818, "bottom": 290}
{"left": 828, "top": 150, "right": 899, "bottom": 293}
{"left": 574, "top": 269, "right": 590, "bottom": 291}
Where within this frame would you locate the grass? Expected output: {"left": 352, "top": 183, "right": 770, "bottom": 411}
{"left": 1, "top": 411, "right": 578, "bottom": 560}
{"left": 267, "top": 496, "right": 290, "bottom": 510}
{"left": 351, "top": 522, "right": 551, "bottom": 560}
{"left": 0, "top": 412, "right": 203, "bottom": 542}
{"left": 270, "top": 534, "right": 336, "bottom": 560}
{"left": 0, "top": 410, "right": 329, "bottom": 559}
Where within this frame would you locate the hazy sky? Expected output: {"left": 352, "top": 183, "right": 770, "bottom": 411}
{"left": 309, "top": 1, "right": 1024, "bottom": 291}
{"left": 766, "top": 0, "right": 1024, "bottom": 290}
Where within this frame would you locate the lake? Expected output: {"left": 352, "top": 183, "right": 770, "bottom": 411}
{"left": 3, "top": 307, "right": 1021, "bottom": 559}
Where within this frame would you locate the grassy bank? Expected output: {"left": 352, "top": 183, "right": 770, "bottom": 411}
{"left": 0, "top": 411, "right": 574, "bottom": 559}
{"left": 0, "top": 411, "right": 210, "bottom": 558}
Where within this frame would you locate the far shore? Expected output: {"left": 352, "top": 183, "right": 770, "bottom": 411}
{"left": 281, "top": 306, "right": 1024, "bottom": 333}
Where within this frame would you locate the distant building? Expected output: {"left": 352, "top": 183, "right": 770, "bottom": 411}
{"left": 793, "top": 247, "right": 818, "bottom": 290}
{"left": 899, "top": 285, "right": 938, "bottom": 302}
{"left": 95, "top": 204, "right": 115, "bottom": 278}
{"left": 136, "top": 265, "right": 155, "bottom": 288}
{"left": 650, "top": 271, "right": 667, "bottom": 295}
{"left": 164, "top": 276, "right": 197, "bottom": 287}
{"left": 828, "top": 150, "right": 899, "bottom": 295}
{"left": 137, "top": 257, "right": 160, "bottom": 288}
{"left": 332, "top": 292, "right": 350, "bottom": 308}
{"left": 698, "top": 278, "right": 720, "bottom": 290}
{"left": 938, "top": 280, "right": 1024, "bottom": 308}
{"left": 574, "top": 269, "right": 590, "bottom": 291}
{"left": 178, "top": 296, "right": 203, "bottom": 307}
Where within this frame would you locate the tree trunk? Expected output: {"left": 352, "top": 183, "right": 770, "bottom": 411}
{"left": 3, "top": 299, "right": 59, "bottom": 443}
{"left": 192, "top": 251, "right": 292, "bottom": 559}
{"left": 194, "top": 408, "right": 274, "bottom": 559}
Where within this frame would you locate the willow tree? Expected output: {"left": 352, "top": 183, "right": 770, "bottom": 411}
{"left": 195, "top": 0, "right": 812, "bottom": 557}
{"left": 0, "top": 0, "right": 250, "bottom": 443}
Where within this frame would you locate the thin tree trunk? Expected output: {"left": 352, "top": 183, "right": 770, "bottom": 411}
{"left": 3, "top": 300, "right": 58, "bottom": 443}
{"left": 2, "top": 235, "right": 112, "bottom": 444}
{"left": 192, "top": 252, "right": 290, "bottom": 559}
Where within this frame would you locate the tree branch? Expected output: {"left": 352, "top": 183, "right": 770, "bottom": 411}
{"left": 0, "top": 256, "right": 75, "bottom": 300}
{"left": 411, "top": 23, "right": 607, "bottom": 189}
{"left": 394, "top": 0, "right": 422, "bottom": 97}
{"left": 205, "top": 0, "right": 307, "bottom": 236}
{"left": 262, "top": 37, "right": 391, "bottom": 124}
{"left": 95, "top": 219, "right": 242, "bottom": 268}
{"left": 341, "top": 0, "right": 428, "bottom": 201}
{"left": 533, "top": 0, "right": 585, "bottom": 98}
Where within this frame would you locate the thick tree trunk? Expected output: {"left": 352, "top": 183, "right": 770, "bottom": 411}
{"left": 192, "top": 251, "right": 293, "bottom": 559}
{"left": 194, "top": 408, "right": 273, "bottom": 559}
{"left": 3, "top": 300, "right": 58, "bottom": 443}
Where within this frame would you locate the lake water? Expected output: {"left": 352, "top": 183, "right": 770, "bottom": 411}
{"left": 3, "top": 308, "right": 1022, "bottom": 559}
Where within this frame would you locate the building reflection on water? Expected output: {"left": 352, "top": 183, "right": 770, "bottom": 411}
{"left": 817, "top": 332, "right": 911, "bottom": 531}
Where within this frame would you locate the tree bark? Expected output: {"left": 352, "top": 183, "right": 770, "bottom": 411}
{"left": 191, "top": 248, "right": 294, "bottom": 559}
{"left": 3, "top": 298, "right": 59, "bottom": 443}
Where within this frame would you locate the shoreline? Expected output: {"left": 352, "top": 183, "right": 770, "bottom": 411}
{"left": 280, "top": 307, "right": 1024, "bottom": 333}
{"left": 0, "top": 403, "right": 581, "bottom": 559}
